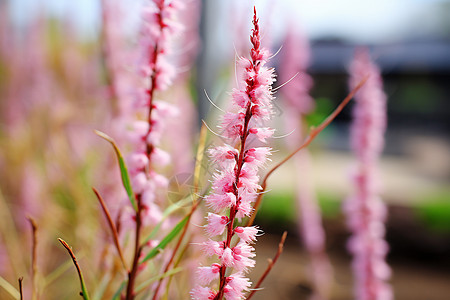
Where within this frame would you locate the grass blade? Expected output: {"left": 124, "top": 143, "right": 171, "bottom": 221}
{"left": 95, "top": 130, "right": 137, "bottom": 211}
{"left": 58, "top": 239, "right": 91, "bottom": 300}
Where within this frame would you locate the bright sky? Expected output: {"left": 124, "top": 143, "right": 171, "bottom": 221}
{"left": 7, "top": 0, "right": 449, "bottom": 42}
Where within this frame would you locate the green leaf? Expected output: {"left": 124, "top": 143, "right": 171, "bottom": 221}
{"left": 95, "top": 130, "right": 137, "bottom": 211}
{"left": 141, "top": 215, "right": 189, "bottom": 263}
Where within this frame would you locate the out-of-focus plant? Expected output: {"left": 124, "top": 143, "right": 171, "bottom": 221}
{"left": 344, "top": 48, "right": 392, "bottom": 300}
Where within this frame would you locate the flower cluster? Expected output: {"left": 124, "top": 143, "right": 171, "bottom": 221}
{"left": 126, "top": 0, "right": 183, "bottom": 225}
{"left": 344, "top": 49, "right": 392, "bottom": 300}
{"left": 191, "top": 8, "right": 275, "bottom": 300}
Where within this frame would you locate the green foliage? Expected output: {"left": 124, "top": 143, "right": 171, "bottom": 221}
{"left": 95, "top": 130, "right": 138, "bottom": 211}
{"left": 414, "top": 190, "right": 450, "bottom": 233}
{"left": 305, "top": 97, "right": 334, "bottom": 127}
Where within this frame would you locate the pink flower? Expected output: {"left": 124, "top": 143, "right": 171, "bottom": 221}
{"left": 208, "top": 145, "right": 239, "bottom": 169}
{"left": 248, "top": 127, "right": 274, "bottom": 143}
{"left": 226, "top": 273, "right": 251, "bottom": 296}
{"left": 206, "top": 213, "right": 229, "bottom": 236}
{"left": 234, "top": 226, "right": 259, "bottom": 243}
{"left": 205, "top": 192, "right": 237, "bottom": 213}
{"left": 190, "top": 286, "right": 217, "bottom": 300}
{"left": 243, "top": 147, "right": 271, "bottom": 169}
{"left": 220, "top": 247, "right": 235, "bottom": 267}
{"left": 196, "top": 263, "right": 221, "bottom": 285}
{"left": 192, "top": 8, "right": 275, "bottom": 299}
{"left": 201, "top": 240, "right": 224, "bottom": 257}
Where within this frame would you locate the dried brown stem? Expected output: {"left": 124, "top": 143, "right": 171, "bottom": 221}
{"left": 246, "top": 231, "right": 288, "bottom": 300}
{"left": 18, "top": 277, "right": 23, "bottom": 300}
{"left": 151, "top": 200, "right": 201, "bottom": 300}
{"left": 27, "top": 217, "right": 38, "bottom": 300}
{"left": 92, "top": 188, "right": 129, "bottom": 272}
{"left": 247, "top": 76, "right": 368, "bottom": 226}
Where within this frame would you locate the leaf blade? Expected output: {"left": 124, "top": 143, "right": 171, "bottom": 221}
{"left": 95, "top": 130, "right": 137, "bottom": 211}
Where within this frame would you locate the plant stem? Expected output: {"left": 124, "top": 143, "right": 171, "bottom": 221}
{"left": 246, "top": 232, "right": 287, "bottom": 300}
{"left": 27, "top": 217, "right": 38, "bottom": 300}
{"left": 125, "top": 196, "right": 143, "bottom": 300}
{"left": 92, "top": 188, "right": 129, "bottom": 272}
{"left": 58, "top": 239, "right": 91, "bottom": 300}
{"left": 18, "top": 277, "right": 23, "bottom": 300}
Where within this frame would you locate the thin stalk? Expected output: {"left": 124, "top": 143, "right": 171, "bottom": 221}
{"left": 246, "top": 231, "right": 287, "bottom": 300}
{"left": 125, "top": 196, "right": 143, "bottom": 300}
{"left": 92, "top": 188, "right": 129, "bottom": 272}
{"left": 18, "top": 277, "right": 23, "bottom": 300}
{"left": 247, "top": 76, "right": 368, "bottom": 226}
{"left": 27, "top": 217, "right": 38, "bottom": 300}
{"left": 58, "top": 239, "right": 91, "bottom": 300}
{"left": 126, "top": 3, "right": 166, "bottom": 298}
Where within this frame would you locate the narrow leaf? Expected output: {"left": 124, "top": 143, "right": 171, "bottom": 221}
{"left": 141, "top": 215, "right": 189, "bottom": 263}
{"left": 95, "top": 130, "right": 137, "bottom": 211}
{"left": 58, "top": 239, "right": 91, "bottom": 300}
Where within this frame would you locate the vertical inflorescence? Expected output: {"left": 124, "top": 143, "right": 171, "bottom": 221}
{"left": 127, "top": 0, "right": 183, "bottom": 227}
{"left": 125, "top": 1, "right": 182, "bottom": 299}
{"left": 191, "top": 8, "right": 276, "bottom": 300}
{"left": 344, "top": 49, "right": 392, "bottom": 300}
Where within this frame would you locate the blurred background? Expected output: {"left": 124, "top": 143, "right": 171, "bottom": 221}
{"left": 1, "top": 0, "right": 450, "bottom": 299}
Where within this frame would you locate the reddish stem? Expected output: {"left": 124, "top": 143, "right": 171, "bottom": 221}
{"left": 125, "top": 196, "right": 143, "bottom": 300}
{"left": 27, "top": 217, "right": 38, "bottom": 300}
{"left": 246, "top": 232, "right": 287, "bottom": 300}
{"left": 125, "top": 3, "right": 166, "bottom": 299}
{"left": 92, "top": 188, "right": 128, "bottom": 272}
{"left": 18, "top": 277, "right": 24, "bottom": 300}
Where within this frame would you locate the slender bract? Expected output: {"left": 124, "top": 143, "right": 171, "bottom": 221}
{"left": 191, "top": 7, "right": 276, "bottom": 300}
{"left": 344, "top": 49, "right": 392, "bottom": 300}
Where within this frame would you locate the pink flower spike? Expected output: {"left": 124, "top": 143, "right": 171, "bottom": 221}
{"left": 206, "top": 213, "right": 229, "bottom": 236}
{"left": 234, "top": 226, "right": 259, "bottom": 243}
